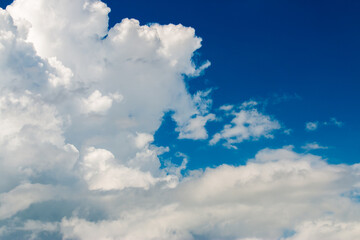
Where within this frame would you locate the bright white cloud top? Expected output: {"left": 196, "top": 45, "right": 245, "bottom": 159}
{"left": 0, "top": 0, "right": 360, "bottom": 239}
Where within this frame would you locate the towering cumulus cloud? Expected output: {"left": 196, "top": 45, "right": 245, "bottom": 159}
{"left": 0, "top": 0, "right": 360, "bottom": 239}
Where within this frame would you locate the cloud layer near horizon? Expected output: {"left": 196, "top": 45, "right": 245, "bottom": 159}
{"left": 1, "top": 0, "right": 360, "bottom": 239}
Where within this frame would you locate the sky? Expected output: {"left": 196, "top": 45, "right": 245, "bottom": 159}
{"left": 104, "top": 0, "right": 360, "bottom": 168}
{"left": 0, "top": 0, "right": 360, "bottom": 239}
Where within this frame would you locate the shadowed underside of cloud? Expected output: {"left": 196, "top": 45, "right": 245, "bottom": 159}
{"left": 0, "top": 0, "right": 360, "bottom": 239}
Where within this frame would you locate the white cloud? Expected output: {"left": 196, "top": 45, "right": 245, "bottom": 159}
{"left": 210, "top": 105, "right": 281, "bottom": 148}
{"left": 178, "top": 114, "right": 216, "bottom": 140}
{"left": 285, "top": 220, "right": 360, "bottom": 240}
{"left": 0, "top": 183, "right": 56, "bottom": 220}
{"left": 219, "top": 104, "right": 234, "bottom": 111}
{"left": 56, "top": 147, "right": 360, "bottom": 240}
{"left": 0, "top": 91, "right": 79, "bottom": 191}
{"left": 0, "top": 0, "right": 208, "bottom": 221}
{"left": 192, "top": 89, "right": 213, "bottom": 115}
{"left": 0, "top": 0, "right": 209, "bottom": 170}
{"left": 81, "top": 90, "right": 121, "bottom": 115}
{"left": 241, "top": 100, "right": 258, "bottom": 108}
{"left": 1, "top": 146, "right": 360, "bottom": 240}
{"left": 302, "top": 142, "right": 328, "bottom": 151}
{"left": 305, "top": 121, "right": 319, "bottom": 131}
{"left": 176, "top": 90, "right": 215, "bottom": 140}
{"left": 47, "top": 57, "right": 74, "bottom": 88}
{"left": 134, "top": 132, "right": 154, "bottom": 149}
{"left": 306, "top": 118, "right": 344, "bottom": 131}
{"left": 81, "top": 147, "right": 162, "bottom": 191}
{"left": 0, "top": 1, "right": 359, "bottom": 240}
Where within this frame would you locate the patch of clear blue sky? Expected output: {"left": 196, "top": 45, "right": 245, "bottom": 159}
{"left": 2, "top": 0, "right": 359, "bottom": 169}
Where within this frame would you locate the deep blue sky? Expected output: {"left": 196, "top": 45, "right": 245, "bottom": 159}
{"left": 103, "top": 0, "right": 360, "bottom": 168}
{"left": 2, "top": 0, "right": 359, "bottom": 168}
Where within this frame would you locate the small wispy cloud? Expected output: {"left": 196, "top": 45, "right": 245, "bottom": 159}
{"left": 210, "top": 100, "right": 281, "bottom": 149}
{"left": 219, "top": 104, "right": 234, "bottom": 112}
{"left": 301, "top": 142, "right": 328, "bottom": 151}
{"left": 284, "top": 129, "right": 293, "bottom": 135}
{"left": 305, "top": 121, "right": 319, "bottom": 131}
{"left": 305, "top": 118, "right": 344, "bottom": 131}
{"left": 324, "top": 117, "right": 344, "bottom": 127}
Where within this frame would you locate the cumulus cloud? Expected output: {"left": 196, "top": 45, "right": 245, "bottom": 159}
{"left": 1, "top": 0, "right": 208, "bottom": 170}
{"left": 285, "top": 220, "right": 360, "bottom": 240}
{"left": 1, "top": 0, "right": 208, "bottom": 222}
{"left": 210, "top": 103, "right": 281, "bottom": 148}
{"left": 49, "top": 148, "right": 360, "bottom": 239}
{"left": 0, "top": 91, "right": 79, "bottom": 190}
{"left": 81, "top": 90, "right": 122, "bottom": 115}
{"left": 0, "top": 183, "right": 57, "bottom": 220}
{"left": 0, "top": 0, "right": 359, "bottom": 240}
{"left": 80, "top": 146, "right": 177, "bottom": 191}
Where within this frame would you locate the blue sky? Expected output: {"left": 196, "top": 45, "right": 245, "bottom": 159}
{"left": 99, "top": 0, "right": 360, "bottom": 168}
{"left": 1, "top": 0, "right": 360, "bottom": 239}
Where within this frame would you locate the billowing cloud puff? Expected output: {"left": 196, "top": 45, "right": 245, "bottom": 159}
{"left": 49, "top": 148, "right": 360, "bottom": 239}
{"left": 0, "top": 0, "right": 209, "bottom": 224}
{"left": 0, "top": 0, "right": 359, "bottom": 240}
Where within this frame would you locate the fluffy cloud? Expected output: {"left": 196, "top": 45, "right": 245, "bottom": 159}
{"left": 0, "top": 183, "right": 57, "bottom": 220}
{"left": 177, "top": 114, "right": 216, "bottom": 140}
{"left": 1, "top": 0, "right": 208, "bottom": 171}
{"left": 0, "top": 0, "right": 359, "bottom": 240}
{"left": 81, "top": 90, "right": 122, "bottom": 115}
{"left": 80, "top": 146, "right": 177, "bottom": 191}
{"left": 285, "top": 220, "right": 360, "bottom": 240}
{"left": 0, "top": 0, "right": 207, "bottom": 222}
{"left": 0, "top": 91, "right": 79, "bottom": 192}
{"left": 210, "top": 103, "right": 281, "bottom": 148}
{"left": 52, "top": 148, "right": 360, "bottom": 239}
